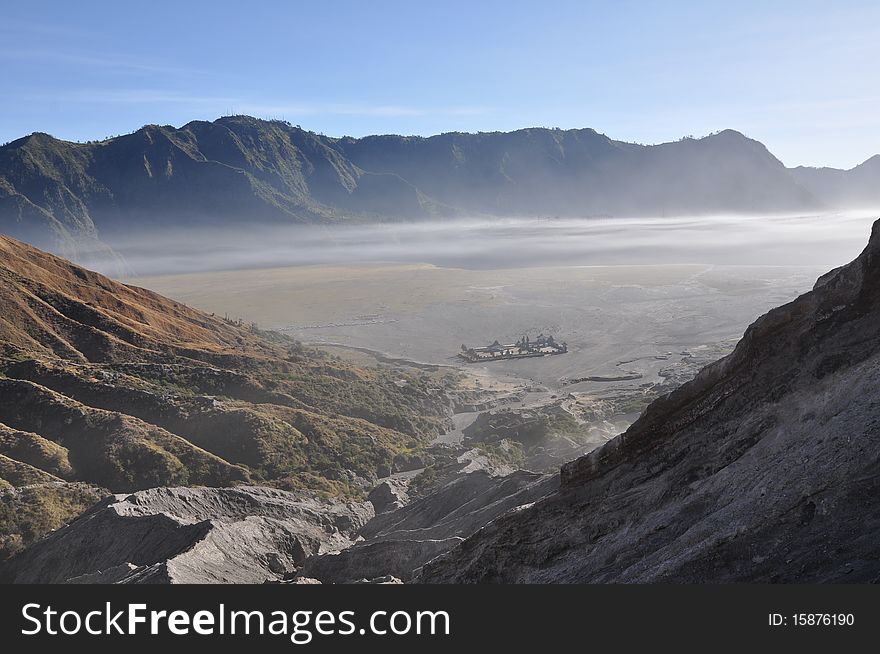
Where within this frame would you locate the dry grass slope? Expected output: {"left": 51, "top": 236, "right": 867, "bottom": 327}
{"left": 0, "top": 235, "right": 456, "bottom": 557}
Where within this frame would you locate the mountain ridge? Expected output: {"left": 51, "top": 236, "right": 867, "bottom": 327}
{"left": 3, "top": 116, "right": 876, "bottom": 263}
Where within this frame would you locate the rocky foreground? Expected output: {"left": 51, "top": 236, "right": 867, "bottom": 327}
{"left": 1, "top": 486, "right": 373, "bottom": 584}
{"left": 419, "top": 220, "right": 880, "bottom": 583}
{"left": 0, "top": 470, "right": 556, "bottom": 584}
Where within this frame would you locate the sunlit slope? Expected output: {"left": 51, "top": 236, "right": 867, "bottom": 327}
{"left": 0, "top": 235, "right": 455, "bottom": 557}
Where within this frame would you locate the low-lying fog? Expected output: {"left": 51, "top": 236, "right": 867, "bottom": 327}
{"left": 127, "top": 211, "right": 878, "bottom": 398}
{"left": 108, "top": 212, "right": 878, "bottom": 277}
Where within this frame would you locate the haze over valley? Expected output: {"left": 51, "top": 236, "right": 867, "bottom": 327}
{"left": 129, "top": 212, "right": 875, "bottom": 380}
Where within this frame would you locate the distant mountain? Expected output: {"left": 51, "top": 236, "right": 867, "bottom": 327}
{"left": 0, "top": 117, "right": 441, "bottom": 262}
{"left": 334, "top": 127, "right": 816, "bottom": 216}
{"left": 790, "top": 155, "right": 880, "bottom": 209}
{"left": 0, "top": 234, "right": 454, "bottom": 559}
{"left": 420, "top": 219, "right": 880, "bottom": 583}
{"left": 4, "top": 116, "right": 875, "bottom": 261}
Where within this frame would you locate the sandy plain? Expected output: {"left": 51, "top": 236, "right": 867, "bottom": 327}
{"left": 127, "top": 212, "right": 879, "bottom": 402}
{"left": 132, "top": 261, "right": 827, "bottom": 392}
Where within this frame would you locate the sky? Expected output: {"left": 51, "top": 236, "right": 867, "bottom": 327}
{"left": 1, "top": 0, "right": 878, "bottom": 168}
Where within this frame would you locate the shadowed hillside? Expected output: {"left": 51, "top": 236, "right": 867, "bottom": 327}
{"left": 334, "top": 128, "right": 817, "bottom": 216}
{"left": 791, "top": 155, "right": 880, "bottom": 209}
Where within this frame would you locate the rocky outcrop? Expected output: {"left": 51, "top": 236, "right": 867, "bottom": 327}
{"left": 301, "top": 538, "right": 461, "bottom": 583}
{"left": 352, "top": 575, "right": 403, "bottom": 584}
{"left": 2, "top": 462, "right": 557, "bottom": 583}
{"left": 420, "top": 220, "right": 880, "bottom": 583}
{"left": 368, "top": 478, "right": 410, "bottom": 514}
{"left": 0, "top": 486, "right": 373, "bottom": 584}
{"left": 360, "top": 470, "right": 556, "bottom": 544}
{"left": 298, "top": 469, "right": 557, "bottom": 583}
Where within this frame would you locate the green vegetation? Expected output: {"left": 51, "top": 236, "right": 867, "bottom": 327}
{"left": 0, "top": 426, "right": 72, "bottom": 478}
{"left": 475, "top": 441, "right": 526, "bottom": 468}
{"left": 0, "top": 482, "right": 108, "bottom": 560}
{"left": 0, "top": 454, "right": 61, "bottom": 486}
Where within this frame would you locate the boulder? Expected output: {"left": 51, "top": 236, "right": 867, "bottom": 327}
{"left": 368, "top": 478, "right": 411, "bottom": 514}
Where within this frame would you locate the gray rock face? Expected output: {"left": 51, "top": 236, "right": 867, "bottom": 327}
{"left": 361, "top": 470, "right": 556, "bottom": 544}
{"left": 353, "top": 576, "right": 403, "bottom": 584}
{"left": 419, "top": 219, "right": 880, "bottom": 583}
{"left": 1, "top": 486, "right": 373, "bottom": 584}
{"left": 302, "top": 538, "right": 461, "bottom": 583}
{"left": 368, "top": 478, "right": 410, "bottom": 514}
{"left": 0, "top": 462, "right": 556, "bottom": 584}
{"left": 298, "top": 469, "right": 557, "bottom": 583}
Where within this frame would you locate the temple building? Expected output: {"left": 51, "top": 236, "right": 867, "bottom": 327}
{"left": 459, "top": 334, "right": 568, "bottom": 362}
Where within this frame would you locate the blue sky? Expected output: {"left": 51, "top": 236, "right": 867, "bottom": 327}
{"left": 2, "top": 0, "right": 878, "bottom": 168}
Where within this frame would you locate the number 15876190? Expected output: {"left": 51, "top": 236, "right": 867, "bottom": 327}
{"left": 768, "top": 613, "right": 855, "bottom": 627}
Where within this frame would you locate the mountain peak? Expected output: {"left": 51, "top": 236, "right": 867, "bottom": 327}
{"left": 700, "top": 128, "right": 770, "bottom": 151}
{"left": 1, "top": 132, "right": 61, "bottom": 151}
{"left": 856, "top": 153, "right": 880, "bottom": 170}
{"left": 707, "top": 128, "right": 748, "bottom": 140}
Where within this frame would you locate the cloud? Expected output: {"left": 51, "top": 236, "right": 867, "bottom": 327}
{"left": 38, "top": 89, "right": 237, "bottom": 106}
{"left": 0, "top": 47, "right": 214, "bottom": 77}
{"left": 108, "top": 213, "right": 879, "bottom": 278}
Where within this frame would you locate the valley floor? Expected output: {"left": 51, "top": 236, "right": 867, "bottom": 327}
{"left": 131, "top": 260, "right": 828, "bottom": 471}
{"left": 131, "top": 261, "right": 825, "bottom": 387}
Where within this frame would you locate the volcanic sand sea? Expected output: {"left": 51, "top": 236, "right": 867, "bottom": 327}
{"left": 125, "top": 213, "right": 877, "bottom": 394}
{"left": 129, "top": 261, "right": 826, "bottom": 392}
